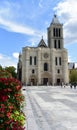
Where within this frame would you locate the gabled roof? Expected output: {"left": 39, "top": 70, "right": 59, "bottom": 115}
{"left": 51, "top": 14, "right": 60, "bottom": 25}
{"left": 38, "top": 37, "right": 47, "bottom": 48}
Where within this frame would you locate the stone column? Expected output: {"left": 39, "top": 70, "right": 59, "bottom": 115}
{"left": 61, "top": 27, "right": 64, "bottom": 49}
{"left": 62, "top": 50, "right": 69, "bottom": 84}
{"left": 22, "top": 48, "right": 26, "bottom": 84}
{"left": 25, "top": 48, "right": 30, "bottom": 85}
{"left": 37, "top": 48, "right": 41, "bottom": 85}
{"left": 50, "top": 49, "right": 55, "bottom": 85}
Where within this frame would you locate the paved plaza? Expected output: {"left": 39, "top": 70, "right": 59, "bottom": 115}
{"left": 22, "top": 85, "right": 77, "bottom": 130}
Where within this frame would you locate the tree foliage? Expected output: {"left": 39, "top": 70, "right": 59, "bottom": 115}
{"left": 0, "top": 65, "right": 3, "bottom": 70}
{"left": 69, "top": 69, "right": 77, "bottom": 83}
{"left": 0, "top": 65, "right": 17, "bottom": 78}
{"left": 5, "top": 66, "right": 17, "bottom": 78}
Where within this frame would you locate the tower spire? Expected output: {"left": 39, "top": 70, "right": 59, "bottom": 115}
{"left": 51, "top": 14, "right": 60, "bottom": 25}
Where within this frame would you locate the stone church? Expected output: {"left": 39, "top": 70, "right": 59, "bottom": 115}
{"left": 17, "top": 15, "right": 69, "bottom": 85}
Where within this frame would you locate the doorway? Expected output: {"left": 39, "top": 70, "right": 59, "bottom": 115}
{"left": 31, "top": 79, "right": 35, "bottom": 85}
{"left": 43, "top": 78, "right": 48, "bottom": 85}
{"left": 57, "top": 78, "right": 60, "bottom": 85}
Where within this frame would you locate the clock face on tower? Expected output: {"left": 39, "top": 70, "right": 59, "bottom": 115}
{"left": 44, "top": 53, "right": 49, "bottom": 58}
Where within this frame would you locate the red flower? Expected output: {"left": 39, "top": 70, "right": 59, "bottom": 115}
{"left": 0, "top": 77, "right": 25, "bottom": 130}
{"left": 0, "top": 95, "right": 8, "bottom": 101}
{"left": 6, "top": 112, "right": 11, "bottom": 118}
{"left": 8, "top": 105, "right": 13, "bottom": 112}
{"left": 16, "top": 85, "right": 21, "bottom": 90}
{"left": 2, "top": 95, "right": 8, "bottom": 101}
{"left": 7, "top": 88, "right": 12, "bottom": 92}
{"left": 0, "top": 104, "right": 5, "bottom": 113}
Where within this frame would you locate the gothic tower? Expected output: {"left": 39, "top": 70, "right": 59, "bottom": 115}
{"left": 47, "top": 15, "right": 64, "bottom": 49}
{"left": 47, "top": 15, "right": 69, "bottom": 85}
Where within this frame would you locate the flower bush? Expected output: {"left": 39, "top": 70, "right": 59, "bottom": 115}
{"left": 0, "top": 71, "right": 25, "bottom": 130}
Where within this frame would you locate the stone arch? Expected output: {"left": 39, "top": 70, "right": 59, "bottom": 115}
{"left": 29, "top": 75, "right": 37, "bottom": 85}
{"left": 41, "top": 72, "right": 52, "bottom": 85}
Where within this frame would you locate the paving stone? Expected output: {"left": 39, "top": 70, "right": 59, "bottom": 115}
{"left": 22, "top": 86, "right": 77, "bottom": 130}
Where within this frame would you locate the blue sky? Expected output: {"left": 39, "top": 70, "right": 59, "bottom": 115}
{"left": 0, "top": 0, "right": 77, "bottom": 68}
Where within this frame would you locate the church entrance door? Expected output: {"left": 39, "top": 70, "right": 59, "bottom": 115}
{"left": 31, "top": 79, "right": 35, "bottom": 85}
{"left": 57, "top": 78, "right": 60, "bottom": 85}
{"left": 43, "top": 78, "right": 48, "bottom": 85}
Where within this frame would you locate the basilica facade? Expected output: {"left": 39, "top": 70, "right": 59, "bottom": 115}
{"left": 17, "top": 15, "right": 69, "bottom": 85}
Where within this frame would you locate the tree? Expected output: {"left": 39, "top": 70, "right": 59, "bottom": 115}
{"left": 69, "top": 69, "right": 77, "bottom": 83}
{"left": 5, "top": 66, "right": 17, "bottom": 78}
{"left": 0, "top": 65, "right": 3, "bottom": 70}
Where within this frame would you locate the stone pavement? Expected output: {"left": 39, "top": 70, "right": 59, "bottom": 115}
{"left": 22, "top": 85, "right": 77, "bottom": 130}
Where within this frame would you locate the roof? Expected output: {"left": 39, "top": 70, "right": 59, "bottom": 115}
{"left": 38, "top": 37, "right": 47, "bottom": 48}
{"left": 51, "top": 15, "right": 60, "bottom": 25}
{"left": 68, "top": 63, "right": 75, "bottom": 69}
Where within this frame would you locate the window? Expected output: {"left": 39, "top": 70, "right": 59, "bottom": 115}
{"left": 53, "top": 28, "right": 55, "bottom": 37}
{"left": 59, "top": 57, "right": 61, "bottom": 65}
{"left": 44, "top": 63, "right": 48, "bottom": 71}
{"left": 59, "top": 28, "right": 61, "bottom": 37}
{"left": 58, "top": 40, "right": 60, "bottom": 49}
{"left": 34, "top": 56, "right": 36, "bottom": 65}
{"left": 55, "top": 57, "right": 57, "bottom": 65}
{"left": 54, "top": 40, "right": 57, "bottom": 48}
{"left": 30, "top": 56, "right": 32, "bottom": 65}
{"left": 57, "top": 69, "right": 60, "bottom": 73}
{"left": 32, "top": 69, "right": 35, "bottom": 73}
{"left": 56, "top": 28, "right": 58, "bottom": 37}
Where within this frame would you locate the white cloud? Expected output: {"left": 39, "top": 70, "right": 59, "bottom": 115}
{"left": 0, "top": 1, "right": 39, "bottom": 36}
{"left": 68, "top": 55, "right": 72, "bottom": 62}
{"left": 0, "top": 53, "right": 18, "bottom": 68}
{"left": 0, "top": 9, "right": 45, "bottom": 40}
{"left": 0, "top": 17, "right": 36, "bottom": 35}
{"left": 13, "top": 52, "right": 19, "bottom": 59}
{"left": 0, "top": 0, "right": 49, "bottom": 45}
{"left": 39, "top": 0, "right": 43, "bottom": 8}
{"left": 54, "top": 0, "right": 77, "bottom": 44}
{"left": 27, "top": 31, "right": 47, "bottom": 47}
{"left": 0, "top": 1, "right": 21, "bottom": 24}
{"left": 54, "top": 0, "right": 77, "bottom": 17}
{"left": 0, "top": 54, "right": 3, "bottom": 59}
{"left": 75, "top": 63, "right": 77, "bottom": 68}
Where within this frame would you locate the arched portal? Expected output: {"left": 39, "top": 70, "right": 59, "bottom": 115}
{"left": 41, "top": 72, "right": 52, "bottom": 85}
{"left": 29, "top": 75, "right": 37, "bottom": 85}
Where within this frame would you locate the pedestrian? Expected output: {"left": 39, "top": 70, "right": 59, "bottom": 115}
{"left": 74, "top": 83, "right": 76, "bottom": 89}
{"left": 61, "top": 82, "right": 63, "bottom": 87}
{"left": 70, "top": 84, "right": 72, "bottom": 89}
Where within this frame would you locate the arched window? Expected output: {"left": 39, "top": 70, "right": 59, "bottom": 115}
{"left": 59, "top": 28, "right": 61, "bottom": 37}
{"left": 58, "top": 40, "right": 61, "bottom": 49}
{"left": 44, "top": 63, "right": 48, "bottom": 71}
{"left": 53, "top": 28, "right": 55, "bottom": 37}
{"left": 56, "top": 28, "right": 58, "bottom": 37}
{"left": 59, "top": 57, "right": 61, "bottom": 65}
{"left": 55, "top": 57, "right": 57, "bottom": 65}
{"left": 54, "top": 40, "right": 57, "bottom": 48}
{"left": 30, "top": 56, "right": 32, "bottom": 65}
{"left": 34, "top": 56, "right": 36, "bottom": 65}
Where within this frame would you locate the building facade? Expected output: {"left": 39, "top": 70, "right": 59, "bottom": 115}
{"left": 17, "top": 15, "right": 69, "bottom": 85}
